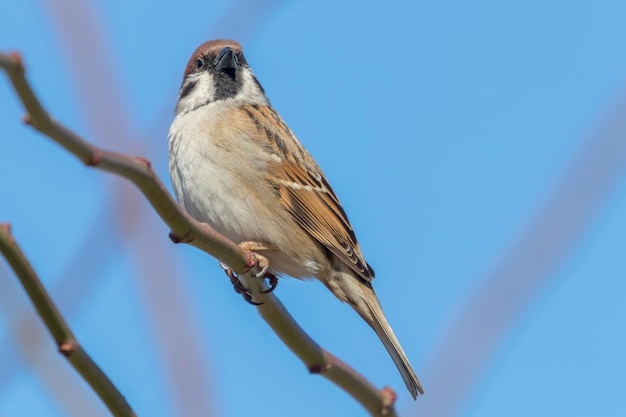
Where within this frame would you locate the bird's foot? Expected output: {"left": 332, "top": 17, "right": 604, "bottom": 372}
{"left": 238, "top": 241, "right": 274, "bottom": 277}
{"left": 261, "top": 273, "right": 278, "bottom": 294}
{"left": 222, "top": 267, "right": 263, "bottom": 305}
{"left": 219, "top": 241, "right": 279, "bottom": 304}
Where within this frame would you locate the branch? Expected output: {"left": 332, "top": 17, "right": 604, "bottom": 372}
{"left": 0, "top": 52, "right": 398, "bottom": 416}
{"left": 0, "top": 224, "right": 136, "bottom": 417}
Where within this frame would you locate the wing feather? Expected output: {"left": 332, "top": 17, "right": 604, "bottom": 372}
{"left": 235, "top": 104, "right": 375, "bottom": 281}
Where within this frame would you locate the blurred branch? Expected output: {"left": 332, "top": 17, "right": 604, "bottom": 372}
{"left": 0, "top": 208, "right": 120, "bottom": 397}
{"left": 0, "top": 52, "right": 399, "bottom": 417}
{"left": 415, "top": 85, "right": 626, "bottom": 416}
{"left": 0, "top": 264, "right": 110, "bottom": 417}
{"left": 0, "top": 224, "right": 136, "bottom": 417}
{"left": 38, "top": 0, "right": 217, "bottom": 414}
{"left": 209, "top": 0, "right": 287, "bottom": 42}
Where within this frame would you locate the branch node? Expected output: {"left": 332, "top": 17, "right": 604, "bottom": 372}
{"left": 8, "top": 51, "right": 24, "bottom": 70}
{"left": 308, "top": 363, "right": 331, "bottom": 374}
{"left": 0, "top": 223, "right": 12, "bottom": 234}
{"left": 59, "top": 341, "right": 77, "bottom": 357}
{"left": 133, "top": 156, "right": 152, "bottom": 169}
{"left": 168, "top": 230, "right": 193, "bottom": 244}
{"left": 22, "top": 113, "right": 33, "bottom": 126}
{"left": 380, "top": 386, "right": 397, "bottom": 413}
{"left": 87, "top": 150, "right": 104, "bottom": 167}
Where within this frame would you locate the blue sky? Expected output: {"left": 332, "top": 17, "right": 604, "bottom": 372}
{"left": 1, "top": 1, "right": 625, "bottom": 416}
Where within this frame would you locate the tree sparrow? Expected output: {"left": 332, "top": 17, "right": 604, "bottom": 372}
{"left": 168, "top": 39, "right": 423, "bottom": 399}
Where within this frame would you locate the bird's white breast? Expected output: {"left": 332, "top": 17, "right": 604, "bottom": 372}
{"left": 168, "top": 103, "right": 279, "bottom": 244}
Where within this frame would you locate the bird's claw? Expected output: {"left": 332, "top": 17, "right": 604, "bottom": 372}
{"left": 261, "top": 273, "right": 278, "bottom": 294}
{"left": 223, "top": 267, "right": 263, "bottom": 305}
{"left": 220, "top": 258, "right": 278, "bottom": 304}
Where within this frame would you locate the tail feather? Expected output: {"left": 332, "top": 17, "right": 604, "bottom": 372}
{"left": 326, "top": 269, "right": 424, "bottom": 399}
{"left": 366, "top": 291, "right": 424, "bottom": 399}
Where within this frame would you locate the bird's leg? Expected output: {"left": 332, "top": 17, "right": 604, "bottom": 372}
{"left": 238, "top": 241, "right": 280, "bottom": 293}
{"left": 238, "top": 241, "right": 272, "bottom": 277}
{"left": 219, "top": 241, "right": 279, "bottom": 304}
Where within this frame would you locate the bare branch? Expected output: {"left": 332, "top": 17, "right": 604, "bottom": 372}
{"left": 0, "top": 52, "right": 399, "bottom": 416}
{"left": 237, "top": 271, "right": 398, "bottom": 416}
{"left": 0, "top": 224, "right": 136, "bottom": 417}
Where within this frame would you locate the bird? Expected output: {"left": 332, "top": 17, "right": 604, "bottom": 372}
{"left": 168, "top": 39, "right": 423, "bottom": 399}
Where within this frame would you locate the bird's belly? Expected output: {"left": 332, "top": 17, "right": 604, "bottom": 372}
{"left": 170, "top": 147, "right": 266, "bottom": 243}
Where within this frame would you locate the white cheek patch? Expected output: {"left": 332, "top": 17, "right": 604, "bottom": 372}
{"left": 234, "top": 69, "right": 269, "bottom": 106}
{"left": 176, "top": 72, "right": 216, "bottom": 114}
{"left": 176, "top": 67, "right": 268, "bottom": 113}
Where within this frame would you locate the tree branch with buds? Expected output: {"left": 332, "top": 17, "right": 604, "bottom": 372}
{"left": 0, "top": 52, "right": 398, "bottom": 417}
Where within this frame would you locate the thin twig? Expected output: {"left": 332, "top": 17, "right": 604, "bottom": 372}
{"left": 0, "top": 224, "right": 136, "bottom": 417}
{"left": 0, "top": 52, "right": 398, "bottom": 416}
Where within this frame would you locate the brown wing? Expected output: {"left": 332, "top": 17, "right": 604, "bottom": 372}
{"left": 236, "top": 104, "right": 375, "bottom": 281}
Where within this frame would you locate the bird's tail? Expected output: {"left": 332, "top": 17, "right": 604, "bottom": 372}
{"left": 327, "top": 269, "right": 424, "bottom": 399}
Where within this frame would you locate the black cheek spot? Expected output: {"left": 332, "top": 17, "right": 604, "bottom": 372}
{"left": 253, "top": 76, "right": 265, "bottom": 96}
{"left": 180, "top": 80, "right": 197, "bottom": 99}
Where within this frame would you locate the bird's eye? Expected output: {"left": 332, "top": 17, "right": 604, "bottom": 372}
{"left": 195, "top": 59, "right": 204, "bottom": 69}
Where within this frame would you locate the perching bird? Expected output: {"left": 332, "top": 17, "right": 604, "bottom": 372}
{"left": 168, "top": 39, "right": 423, "bottom": 398}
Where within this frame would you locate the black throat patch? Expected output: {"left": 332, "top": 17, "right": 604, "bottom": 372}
{"left": 213, "top": 69, "right": 242, "bottom": 101}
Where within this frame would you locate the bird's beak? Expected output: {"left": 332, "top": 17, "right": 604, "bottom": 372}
{"left": 214, "top": 47, "right": 238, "bottom": 71}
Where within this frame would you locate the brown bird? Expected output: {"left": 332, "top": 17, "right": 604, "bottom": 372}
{"left": 168, "top": 39, "right": 423, "bottom": 398}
